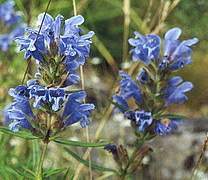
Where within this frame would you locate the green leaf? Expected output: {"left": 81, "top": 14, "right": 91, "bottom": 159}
{"left": 43, "top": 168, "right": 66, "bottom": 178}
{"left": 153, "top": 114, "right": 188, "bottom": 119}
{"left": 53, "top": 138, "right": 109, "bottom": 147}
{"left": 70, "top": 174, "right": 75, "bottom": 180}
{"left": 62, "top": 167, "right": 70, "bottom": 180}
{"left": 14, "top": 170, "right": 34, "bottom": 179}
{"left": 65, "top": 89, "right": 84, "bottom": 94}
{"left": 0, "top": 126, "right": 39, "bottom": 140}
{"left": 110, "top": 101, "right": 128, "bottom": 111}
{"left": 20, "top": 165, "right": 35, "bottom": 177}
{"left": 0, "top": 163, "right": 10, "bottom": 180}
{"left": 4, "top": 165, "right": 19, "bottom": 177}
{"left": 32, "top": 139, "right": 40, "bottom": 172}
{"left": 64, "top": 148, "right": 118, "bottom": 173}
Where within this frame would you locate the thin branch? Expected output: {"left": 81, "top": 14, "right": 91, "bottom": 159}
{"left": 21, "top": 0, "right": 52, "bottom": 84}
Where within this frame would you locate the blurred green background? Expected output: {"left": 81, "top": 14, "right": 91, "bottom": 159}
{"left": 1, "top": 0, "right": 208, "bottom": 179}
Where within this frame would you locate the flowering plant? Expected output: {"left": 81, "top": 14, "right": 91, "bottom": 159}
{"left": 106, "top": 27, "right": 198, "bottom": 178}
{"left": 0, "top": 12, "right": 111, "bottom": 179}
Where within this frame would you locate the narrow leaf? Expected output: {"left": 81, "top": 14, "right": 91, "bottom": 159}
{"left": 65, "top": 89, "right": 84, "bottom": 94}
{"left": 14, "top": 170, "right": 34, "bottom": 179}
{"left": 62, "top": 167, "right": 70, "bottom": 180}
{"left": 4, "top": 165, "right": 19, "bottom": 177}
{"left": 0, "top": 163, "right": 10, "bottom": 180}
{"left": 70, "top": 174, "right": 75, "bottom": 180}
{"left": 32, "top": 139, "right": 40, "bottom": 172}
{"left": 0, "top": 126, "right": 39, "bottom": 140}
{"left": 43, "top": 168, "right": 66, "bottom": 178}
{"left": 153, "top": 114, "right": 188, "bottom": 119}
{"left": 110, "top": 100, "right": 128, "bottom": 111}
{"left": 21, "top": 165, "right": 35, "bottom": 176}
{"left": 53, "top": 138, "right": 109, "bottom": 147}
{"left": 64, "top": 148, "right": 118, "bottom": 173}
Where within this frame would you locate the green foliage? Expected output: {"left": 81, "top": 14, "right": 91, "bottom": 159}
{"left": 64, "top": 147, "right": 118, "bottom": 173}
{"left": 53, "top": 137, "right": 109, "bottom": 147}
{"left": 0, "top": 126, "right": 39, "bottom": 140}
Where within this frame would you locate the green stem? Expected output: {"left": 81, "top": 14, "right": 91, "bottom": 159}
{"left": 36, "top": 143, "right": 48, "bottom": 180}
{"left": 120, "top": 138, "right": 145, "bottom": 179}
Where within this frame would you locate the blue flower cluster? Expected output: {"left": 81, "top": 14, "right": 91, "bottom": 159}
{"left": 15, "top": 13, "right": 94, "bottom": 86}
{"left": 0, "top": 0, "right": 25, "bottom": 51}
{"left": 113, "top": 28, "right": 198, "bottom": 136}
{"left": 4, "top": 86, "right": 94, "bottom": 132}
{"left": 3, "top": 13, "right": 95, "bottom": 134}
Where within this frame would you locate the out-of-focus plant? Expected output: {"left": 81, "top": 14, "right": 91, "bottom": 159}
{"left": 105, "top": 27, "right": 198, "bottom": 179}
{"left": 0, "top": 0, "right": 25, "bottom": 51}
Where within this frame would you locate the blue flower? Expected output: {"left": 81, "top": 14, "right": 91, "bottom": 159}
{"left": 158, "top": 57, "right": 169, "bottom": 71}
{"left": 128, "top": 31, "right": 161, "bottom": 65}
{"left": 64, "top": 59, "right": 79, "bottom": 72}
{"left": 137, "top": 69, "right": 149, "bottom": 84}
{"left": 9, "top": 85, "right": 30, "bottom": 98}
{"left": 164, "top": 27, "right": 181, "bottom": 57}
{"left": 112, "top": 95, "right": 129, "bottom": 113}
{"left": 104, "top": 144, "right": 118, "bottom": 155}
{"left": 37, "top": 13, "right": 64, "bottom": 44}
{"left": 64, "top": 15, "right": 84, "bottom": 35}
{"left": 128, "top": 27, "right": 198, "bottom": 71}
{"left": 124, "top": 110, "right": 153, "bottom": 132}
{"left": 61, "top": 91, "right": 95, "bottom": 128}
{"left": 0, "top": 34, "right": 11, "bottom": 52}
{"left": 154, "top": 122, "right": 171, "bottom": 136}
{"left": 0, "top": 24, "right": 25, "bottom": 51}
{"left": 29, "top": 85, "right": 48, "bottom": 109}
{"left": 64, "top": 73, "right": 80, "bottom": 86}
{"left": 59, "top": 30, "right": 94, "bottom": 65}
{"left": 6, "top": 14, "right": 22, "bottom": 28}
{"left": 119, "top": 71, "right": 142, "bottom": 103}
{"left": 15, "top": 30, "right": 46, "bottom": 62}
{"left": 48, "top": 88, "right": 66, "bottom": 111}
{"left": 15, "top": 13, "right": 94, "bottom": 67}
{"left": 0, "top": 1, "right": 25, "bottom": 51}
{"left": 29, "top": 85, "right": 66, "bottom": 111}
{"left": 0, "top": 0, "right": 15, "bottom": 22}
{"left": 154, "top": 119, "right": 182, "bottom": 136}
{"left": 169, "top": 56, "right": 191, "bottom": 71}
{"left": 134, "top": 110, "right": 153, "bottom": 132}
{"left": 164, "top": 27, "right": 198, "bottom": 71}
{"left": 3, "top": 97, "right": 34, "bottom": 132}
{"left": 170, "top": 38, "right": 198, "bottom": 61}
{"left": 164, "top": 76, "right": 193, "bottom": 105}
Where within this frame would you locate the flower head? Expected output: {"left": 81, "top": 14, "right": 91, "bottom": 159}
{"left": 128, "top": 32, "right": 161, "bottom": 65}
{"left": 119, "top": 71, "right": 142, "bottom": 103}
{"left": 61, "top": 91, "right": 95, "bottom": 128}
{"left": 154, "top": 119, "right": 182, "bottom": 136}
{"left": 164, "top": 76, "right": 194, "bottom": 106}
{"left": 113, "top": 27, "right": 198, "bottom": 137}
{"left": 4, "top": 96, "right": 34, "bottom": 132}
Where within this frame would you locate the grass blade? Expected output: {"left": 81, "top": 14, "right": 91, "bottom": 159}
{"left": 64, "top": 147, "right": 118, "bottom": 173}
{"left": 43, "top": 168, "right": 66, "bottom": 178}
{"left": 153, "top": 114, "right": 188, "bottom": 119}
{"left": 32, "top": 139, "right": 40, "bottom": 172}
{"left": 53, "top": 138, "right": 109, "bottom": 147}
{"left": 0, "top": 126, "right": 39, "bottom": 140}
